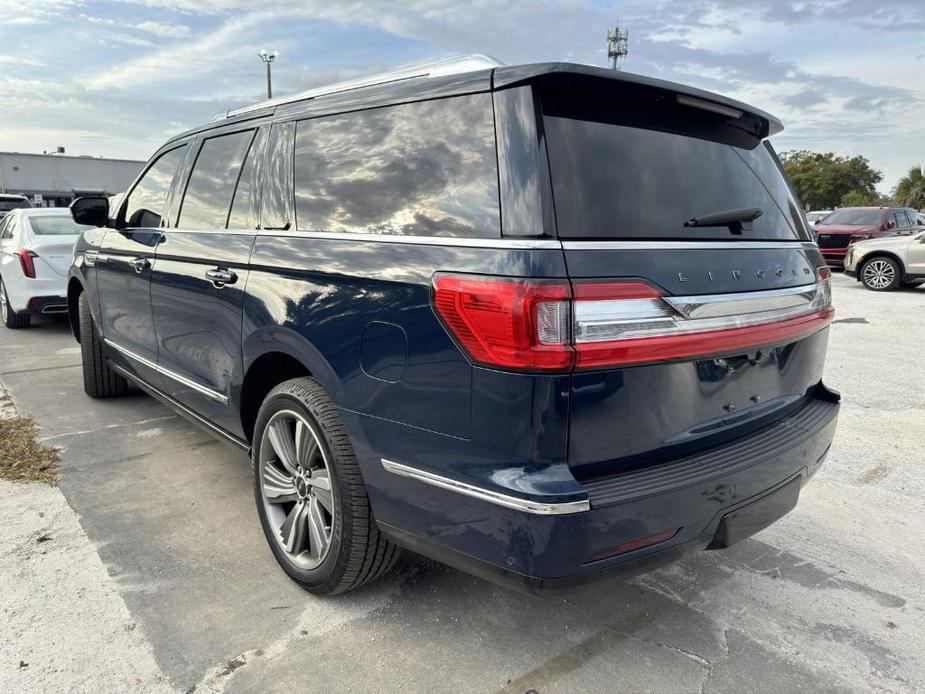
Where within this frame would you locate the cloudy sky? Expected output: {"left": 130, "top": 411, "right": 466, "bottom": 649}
{"left": 0, "top": 0, "right": 922, "bottom": 192}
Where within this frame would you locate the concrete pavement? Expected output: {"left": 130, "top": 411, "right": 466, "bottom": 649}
{"left": 1, "top": 274, "right": 922, "bottom": 693}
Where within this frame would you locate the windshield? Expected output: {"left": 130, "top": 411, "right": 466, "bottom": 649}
{"left": 820, "top": 209, "right": 882, "bottom": 226}
{"left": 28, "top": 215, "right": 91, "bottom": 235}
{"left": 541, "top": 88, "right": 809, "bottom": 241}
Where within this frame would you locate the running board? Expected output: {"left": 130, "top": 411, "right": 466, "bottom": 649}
{"left": 110, "top": 363, "right": 250, "bottom": 453}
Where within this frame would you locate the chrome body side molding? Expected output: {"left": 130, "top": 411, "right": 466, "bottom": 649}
{"left": 110, "top": 364, "right": 248, "bottom": 450}
{"left": 104, "top": 339, "right": 229, "bottom": 405}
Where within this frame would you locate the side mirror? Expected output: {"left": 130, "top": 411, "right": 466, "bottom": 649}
{"left": 70, "top": 196, "right": 110, "bottom": 227}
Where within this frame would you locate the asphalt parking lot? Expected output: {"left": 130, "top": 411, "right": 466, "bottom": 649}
{"left": 1, "top": 272, "right": 923, "bottom": 693}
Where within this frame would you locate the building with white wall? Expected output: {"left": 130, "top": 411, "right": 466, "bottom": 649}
{"left": 0, "top": 151, "right": 144, "bottom": 207}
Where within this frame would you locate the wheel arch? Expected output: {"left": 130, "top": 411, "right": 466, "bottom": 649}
{"left": 859, "top": 250, "right": 906, "bottom": 275}
{"left": 67, "top": 277, "right": 85, "bottom": 343}
{"left": 240, "top": 327, "right": 344, "bottom": 444}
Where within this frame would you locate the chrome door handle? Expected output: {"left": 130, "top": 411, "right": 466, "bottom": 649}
{"left": 130, "top": 257, "right": 150, "bottom": 273}
{"left": 205, "top": 268, "right": 237, "bottom": 287}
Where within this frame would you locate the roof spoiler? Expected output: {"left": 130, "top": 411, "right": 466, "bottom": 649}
{"left": 493, "top": 63, "right": 783, "bottom": 140}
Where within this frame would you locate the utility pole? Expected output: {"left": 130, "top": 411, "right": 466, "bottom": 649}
{"left": 607, "top": 27, "right": 629, "bottom": 70}
{"left": 258, "top": 49, "right": 279, "bottom": 99}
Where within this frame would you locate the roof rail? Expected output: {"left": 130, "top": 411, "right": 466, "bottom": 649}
{"left": 225, "top": 54, "right": 503, "bottom": 119}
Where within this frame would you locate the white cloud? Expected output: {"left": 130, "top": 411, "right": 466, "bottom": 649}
{"left": 133, "top": 20, "right": 191, "bottom": 37}
{"left": 0, "top": 55, "right": 46, "bottom": 67}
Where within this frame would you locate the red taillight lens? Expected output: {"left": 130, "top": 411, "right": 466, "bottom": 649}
{"left": 432, "top": 274, "right": 573, "bottom": 371}
{"left": 432, "top": 270, "right": 834, "bottom": 373}
{"left": 18, "top": 249, "right": 37, "bottom": 279}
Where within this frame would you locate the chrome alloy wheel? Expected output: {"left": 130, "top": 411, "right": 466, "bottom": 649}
{"left": 862, "top": 259, "right": 895, "bottom": 289}
{"left": 258, "top": 410, "right": 335, "bottom": 570}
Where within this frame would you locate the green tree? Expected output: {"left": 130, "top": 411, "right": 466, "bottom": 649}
{"left": 779, "top": 150, "right": 883, "bottom": 210}
{"left": 840, "top": 189, "right": 882, "bottom": 207}
{"left": 893, "top": 165, "right": 925, "bottom": 209}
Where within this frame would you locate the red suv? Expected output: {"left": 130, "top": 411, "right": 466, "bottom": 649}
{"left": 815, "top": 207, "right": 921, "bottom": 268}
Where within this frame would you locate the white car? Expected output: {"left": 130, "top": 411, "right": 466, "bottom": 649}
{"left": 806, "top": 210, "right": 833, "bottom": 225}
{"left": 844, "top": 228, "right": 925, "bottom": 291}
{"left": 0, "top": 208, "right": 90, "bottom": 328}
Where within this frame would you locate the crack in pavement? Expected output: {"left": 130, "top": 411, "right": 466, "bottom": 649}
{"left": 38, "top": 415, "right": 179, "bottom": 442}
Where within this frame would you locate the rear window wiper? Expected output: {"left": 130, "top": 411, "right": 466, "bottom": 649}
{"left": 684, "top": 207, "right": 763, "bottom": 235}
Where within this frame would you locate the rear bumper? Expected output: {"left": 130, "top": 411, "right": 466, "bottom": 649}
{"left": 377, "top": 383, "right": 840, "bottom": 592}
{"left": 24, "top": 295, "right": 68, "bottom": 315}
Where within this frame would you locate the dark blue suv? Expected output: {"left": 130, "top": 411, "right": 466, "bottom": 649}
{"left": 67, "top": 59, "right": 839, "bottom": 595}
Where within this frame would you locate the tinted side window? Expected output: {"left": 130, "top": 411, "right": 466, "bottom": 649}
{"left": 178, "top": 130, "right": 254, "bottom": 229}
{"left": 294, "top": 94, "right": 500, "bottom": 238}
{"left": 123, "top": 146, "right": 188, "bottom": 228}
{"left": 228, "top": 128, "right": 268, "bottom": 229}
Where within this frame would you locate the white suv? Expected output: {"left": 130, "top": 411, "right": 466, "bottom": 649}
{"left": 845, "top": 228, "right": 925, "bottom": 291}
{"left": 0, "top": 208, "right": 90, "bottom": 328}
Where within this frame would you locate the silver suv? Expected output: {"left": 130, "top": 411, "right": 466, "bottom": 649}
{"left": 845, "top": 228, "right": 925, "bottom": 290}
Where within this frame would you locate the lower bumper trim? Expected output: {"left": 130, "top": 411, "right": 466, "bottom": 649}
{"left": 380, "top": 458, "right": 590, "bottom": 515}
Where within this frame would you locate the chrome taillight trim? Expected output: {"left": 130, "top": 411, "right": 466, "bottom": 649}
{"left": 573, "top": 282, "right": 829, "bottom": 344}
{"left": 663, "top": 283, "right": 818, "bottom": 319}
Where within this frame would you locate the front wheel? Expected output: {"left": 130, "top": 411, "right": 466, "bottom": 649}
{"left": 253, "top": 378, "right": 399, "bottom": 595}
{"left": 1, "top": 279, "right": 31, "bottom": 329}
{"left": 78, "top": 292, "right": 127, "bottom": 398}
{"left": 860, "top": 257, "right": 901, "bottom": 291}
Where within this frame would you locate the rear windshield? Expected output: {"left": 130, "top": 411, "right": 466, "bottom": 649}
{"left": 28, "top": 215, "right": 91, "bottom": 235}
{"left": 0, "top": 199, "right": 30, "bottom": 212}
{"left": 820, "top": 209, "right": 882, "bottom": 226}
{"left": 541, "top": 89, "right": 809, "bottom": 241}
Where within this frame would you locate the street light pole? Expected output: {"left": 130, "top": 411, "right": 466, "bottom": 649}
{"left": 257, "top": 49, "right": 279, "bottom": 99}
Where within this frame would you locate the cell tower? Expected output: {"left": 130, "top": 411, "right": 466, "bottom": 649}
{"left": 607, "top": 27, "right": 629, "bottom": 70}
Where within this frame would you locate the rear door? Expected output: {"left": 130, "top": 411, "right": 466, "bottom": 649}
{"left": 150, "top": 126, "right": 264, "bottom": 437}
{"left": 97, "top": 144, "right": 188, "bottom": 386}
{"left": 536, "top": 83, "right": 832, "bottom": 476}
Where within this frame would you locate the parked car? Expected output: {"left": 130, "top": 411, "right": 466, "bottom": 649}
{"left": 0, "top": 193, "right": 32, "bottom": 221}
{"left": 844, "top": 228, "right": 925, "bottom": 290}
{"left": 806, "top": 210, "right": 832, "bottom": 225}
{"left": 814, "top": 206, "right": 920, "bottom": 268}
{"left": 66, "top": 59, "right": 839, "bottom": 595}
{"left": 0, "top": 208, "right": 90, "bottom": 328}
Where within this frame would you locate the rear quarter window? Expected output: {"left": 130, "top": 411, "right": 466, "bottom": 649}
{"left": 293, "top": 94, "right": 500, "bottom": 238}
{"left": 28, "top": 216, "right": 92, "bottom": 235}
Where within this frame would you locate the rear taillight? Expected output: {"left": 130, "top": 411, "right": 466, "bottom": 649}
{"left": 18, "top": 249, "right": 37, "bottom": 279}
{"left": 432, "top": 270, "right": 834, "bottom": 372}
{"left": 431, "top": 275, "right": 573, "bottom": 371}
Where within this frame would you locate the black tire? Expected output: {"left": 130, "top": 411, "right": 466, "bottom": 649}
{"left": 859, "top": 256, "right": 901, "bottom": 291}
{"left": 253, "top": 377, "right": 399, "bottom": 595}
{"left": 78, "top": 292, "right": 127, "bottom": 398}
{"left": 1, "top": 278, "right": 31, "bottom": 329}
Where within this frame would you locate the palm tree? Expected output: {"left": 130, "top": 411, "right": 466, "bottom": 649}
{"left": 895, "top": 165, "right": 925, "bottom": 210}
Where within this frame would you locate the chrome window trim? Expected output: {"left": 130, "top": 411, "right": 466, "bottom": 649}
{"left": 381, "top": 458, "right": 590, "bottom": 515}
{"left": 104, "top": 338, "right": 229, "bottom": 405}
{"left": 560, "top": 240, "right": 818, "bottom": 251}
{"left": 151, "top": 230, "right": 817, "bottom": 252}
